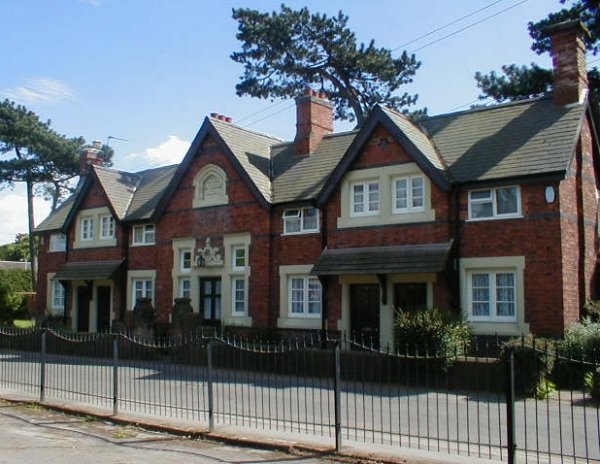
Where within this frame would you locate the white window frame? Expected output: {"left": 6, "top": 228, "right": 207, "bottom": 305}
{"left": 99, "top": 214, "right": 115, "bottom": 240}
{"left": 283, "top": 207, "right": 319, "bottom": 235}
{"left": 468, "top": 186, "right": 521, "bottom": 221}
{"left": 180, "top": 249, "right": 192, "bottom": 272}
{"left": 132, "top": 278, "right": 153, "bottom": 306}
{"left": 232, "top": 246, "right": 246, "bottom": 271}
{"left": 179, "top": 277, "right": 191, "bottom": 299}
{"left": 132, "top": 224, "right": 155, "bottom": 245}
{"left": 80, "top": 217, "right": 95, "bottom": 241}
{"left": 392, "top": 175, "right": 425, "bottom": 213}
{"left": 231, "top": 277, "right": 246, "bottom": 316}
{"left": 49, "top": 233, "right": 67, "bottom": 252}
{"left": 350, "top": 181, "right": 380, "bottom": 217}
{"left": 467, "top": 270, "right": 517, "bottom": 322}
{"left": 287, "top": 275, "right": 322, "bottom": 318}
{"left": 51, "top": 280, "right": 65, "bottom": 311}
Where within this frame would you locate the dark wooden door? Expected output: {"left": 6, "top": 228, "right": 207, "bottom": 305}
{"left": 394, "top": 283, "right": 427, "bottom": 313}
{"left": 96, "top": 286, "right": 111, "bottom": 333}
{"left": 200, "top": 277, "right": 222, "bottom": 325}
{"left": 350, "top": 284, "right": 380, "bottom": 345}
{"left": 76, "top": 286, "right": 91, "bottom": 332}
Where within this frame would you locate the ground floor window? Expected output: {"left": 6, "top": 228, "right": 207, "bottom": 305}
{"left": 132, "top": 279, "right": 153, "bottom": 307}
{"left": 288, "top": 276, "right": 321, "bottom": 317}
{"left": 467, "top": 270, "right": 516, "bottom": 321}
{"left": 51, "top": 280, "right": 65, "bottom": 313}
{"left": 231, "top": 277, "right": 246, "bottom": 316}
{"left": 179, "top": 278, "right": 191, "bottom": 299}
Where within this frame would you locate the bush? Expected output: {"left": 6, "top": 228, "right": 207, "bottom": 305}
{"left": 552, "top": 319, "right": 600, "bottom": 388}
{"left": 499, "top": 336, "right": 554, "bottom": 398}
{"left": 393, "top": 308, "right": 471, "bottom": 366}
{"left": 582, "top": 300, "right": 600, "bottom": 322}
{"left": 584, "top": 367, "right": 600, "bottom": 402}
{"left": 0, "top": 269, "right": 32, "bottom": 325}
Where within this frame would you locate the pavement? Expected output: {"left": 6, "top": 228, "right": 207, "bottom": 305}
{"left": 0, "top": 399, "right": 333, "bottom": 464}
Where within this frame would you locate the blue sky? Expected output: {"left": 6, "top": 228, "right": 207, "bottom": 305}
{"left": 0, "top": 0, "right": 582, "bottom": 245}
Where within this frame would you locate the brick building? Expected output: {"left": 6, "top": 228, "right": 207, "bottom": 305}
{"left": 35, "top": 21, "right": 600, "bottom": 341}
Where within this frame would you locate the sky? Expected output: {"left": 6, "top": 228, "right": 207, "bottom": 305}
{"left": 0, "top": 0, "right": 589, "bottom": 245}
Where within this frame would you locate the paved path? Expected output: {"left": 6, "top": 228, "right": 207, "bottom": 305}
{"left": 0, "top": 400, "right": 331, "bottom": 464}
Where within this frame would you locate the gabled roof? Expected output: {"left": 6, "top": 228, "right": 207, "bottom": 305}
{"left": 35, "top": 190, "right": 79, "bottom": 233}
{"left": 125, "top": 165, "right": 178, "bottom": 221}
{"left": 421, "top": 96, "right": 586, "bottom": 183}
{"left": 94, "top": 166, "right": 140, "bottom": 219}
{"left": 272, "top": 131, "right": 356, "bottom": 204}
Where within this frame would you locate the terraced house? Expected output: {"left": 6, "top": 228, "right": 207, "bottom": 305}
{"left": 35, "top": 21, "right": 600, "bottom": 342}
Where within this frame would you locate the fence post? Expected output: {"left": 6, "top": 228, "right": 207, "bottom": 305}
{"left": 40, "top": 328, "right": 46, "bottom": 403}
{"left": 505, "top": 350, "right": 516, "bottom": 464}
{"left": 333, "top": 341, "right": 342, "bottom": 452}
{"left": 112, "top": 334, "right": 119, "bottom": 416}
{"left": 206, "top": 340, "right": 214, "bottom": 432}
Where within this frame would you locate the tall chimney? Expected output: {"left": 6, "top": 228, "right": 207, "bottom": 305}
{"left": 545, "top": 20, "right": 591, "bottom": 106}
{"left": 294, "top": 89, "right": 334, "bottom": 155}
{"left": 79, "top": 141, "right": 103, "bottom": 177}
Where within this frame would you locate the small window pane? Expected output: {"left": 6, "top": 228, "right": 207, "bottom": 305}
{"left": 353, "top": 185, "right": 365, "bottom": 213}
{"left": 471, "top": 190, "right": 491, "bottom": 200}
{"left": 496, "top": 187, "right": 518, "bottom": 215}
{"left": 395, "top": 178, "right": 408, "bottom": 210}
{"left": 302, "top": 208, "right": 318, "bottom": 231}
{"left": 368, "top": 183, "right": 379, "bottom": 212}
{"left": 471, "top": 202, "right": 494, "bottom": 218}
{"left": 411, "top": 177, "right": 424, "bottom": 208}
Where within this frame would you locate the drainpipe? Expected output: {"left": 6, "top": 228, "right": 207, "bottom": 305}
{"left": 452, "top": 186, "right": 462, "bottom": 313}
{"left": 319, "top": 205, "right": 329, "bottom": 343}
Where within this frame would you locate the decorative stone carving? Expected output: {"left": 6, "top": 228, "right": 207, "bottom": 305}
{"left": 194, "top": 237, "right": 223, "bottom": 267}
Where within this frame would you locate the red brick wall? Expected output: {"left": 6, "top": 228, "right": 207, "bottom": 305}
{"left": 155, "top": 137, "right": 272, "bottom": 324}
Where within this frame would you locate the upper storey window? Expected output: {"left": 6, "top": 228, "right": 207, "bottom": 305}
{"left": 351, "top": 181, "right": 380, "bottom": 217}
{"left": 193, "top": 164, "right": 229, "bottom": 208}
{"left": 132, "top": 224, "right": 155, "bottom": 245}
{"left": 73, "top": 207, "right": 117, "bottom": 249}
{"left": 49, "top": 233, "right": 67, "bottom": 252}
{"left": 468, "top": 186, "right": 521, "bottom": 221}
{"left": 283, "top": 207, "right": 319, "bottom": 234}
{"left": 100, "top": 214, "right": 115, "bottom": 240}
{"left": 80, "top": 217, "right": 95, "bottom": 241}
{"left": 393, "top": 176, "right": 424, "bottom": 213}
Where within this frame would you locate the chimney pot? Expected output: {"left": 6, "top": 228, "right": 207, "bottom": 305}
{"left": 225, "top": 117, "right": 232, "bottom": 123}
{"left": 92, "top": 140, "right": 102, "bottom": 149}
{"left": 210, "top": 112, "right": 218, "bottom": 118}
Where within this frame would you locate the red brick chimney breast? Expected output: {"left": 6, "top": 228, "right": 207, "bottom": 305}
{"left": 79, "top": 141, "right": 103, "bottom": 177}
{"left": 294, "top": 89, "right": 334, "bottom": 155}
{"left": 545, "top": 20, "right": 591, "bottom": 106}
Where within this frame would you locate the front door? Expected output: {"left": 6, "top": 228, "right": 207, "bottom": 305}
{"left": 350, "top": 284, "right": 380, "bottom": 346}
{"left": 76, "top": 285, "right": 92, "bottom": 332}
{"left": 96, "top": 286, "right": 111, "bottom": 333}
{"left": 200, "top": 277, "right": 222, "bottom": 325}
{"left": 394, "top": 283, "right": 427, "bottom": 313}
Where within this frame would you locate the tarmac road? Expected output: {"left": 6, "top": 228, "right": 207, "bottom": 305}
{"left": 0, "top": 400, "right": 332, "bottom": 464}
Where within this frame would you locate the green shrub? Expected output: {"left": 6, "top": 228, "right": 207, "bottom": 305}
{"left": 583, "top": 367, "right": 600, "bottom": 402}
{"left": 0, "top": 269, "right": 32, "bottom": 325}
{"left": 552, "top": 319, "right": 600, "bottom": 388}
{"left": 499, "top": 336, "right": 554, "bottom": 397}
{"left": 582, "top": 300, "right": 600, "bottom": 322}
{"left": 393, "top": 308, "right": 471, "bottom": 366}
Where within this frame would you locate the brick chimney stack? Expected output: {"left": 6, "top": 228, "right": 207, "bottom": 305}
{"left": 546, "top": 20, "right": 591, "bottom": 106}
{"left": 79, "top": 140, "right": 103, "bottom": 177}
{"left": 294, "top": 89, "right": 334, "bottom": 155}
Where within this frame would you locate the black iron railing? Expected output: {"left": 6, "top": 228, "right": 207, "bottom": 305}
{"left": 0, "top": 327, "right": 598, "bottom": 464}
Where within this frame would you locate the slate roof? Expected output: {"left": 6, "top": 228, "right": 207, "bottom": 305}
{"left": 272, "top": 131, "right": 356, "bottom": 204}
{"left": 311, "top": 241, "right": 453, "bottom": 275}
{"left": 210, "top": 117, "right": 281, "bottom": 203}
{"left": 36, "top": 94, "right": 589, "bottom": 232}
{"left": 420, "top": 96, "right": 585, "bottom": 183}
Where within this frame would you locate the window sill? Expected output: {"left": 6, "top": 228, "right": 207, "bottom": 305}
{"left": 281, "top": 230, "right": 320, "bottom": 237}
{"left": 131, "top": 243, "right": 156, "bottom": 247}
{"left": 466, "top": 214, "right": 523, "bottom": 223}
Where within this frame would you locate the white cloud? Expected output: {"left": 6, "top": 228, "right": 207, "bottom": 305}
{"left": 2, "top": 78, "right": 75, "bottom": 105}
{"left": 126, "top": 135, "right": 190, "bottom": 168}
{"left": 0, "top": 188, "right": 51, "bottom": 245}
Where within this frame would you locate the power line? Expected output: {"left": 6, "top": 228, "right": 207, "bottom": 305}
{"left": 392, "top": 0, "right": 506, "bottom": 51}
{"left": 411, "top": 0, "right": 529, "bottom": 53}
{"left": 244, "top": 103, "right": 296, "bottom": 127}
{"left": 236, "top": 99, "right": 289, "bottom": 124}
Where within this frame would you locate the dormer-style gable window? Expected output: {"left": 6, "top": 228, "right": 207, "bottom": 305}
{"left": 193, "top": 164, "right": 228, "bottom": 208}
{"left": 468, "top": 186, "right": 521, "bottom": 221}
{"left": 100, "top": 214, "right": 115, "bottom": 240}
{"left": 283, "top": 207, "right": 319, "bottom": 234}
{"left": 132, "top": 224, "right": 155, "bottom": 245}
{"left": 80, "top": 216, "right": 95, "bottom": 241}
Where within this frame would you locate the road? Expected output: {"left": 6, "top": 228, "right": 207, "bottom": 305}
{"left": 0, "top": 400, "right": 332, "bottom": 464}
